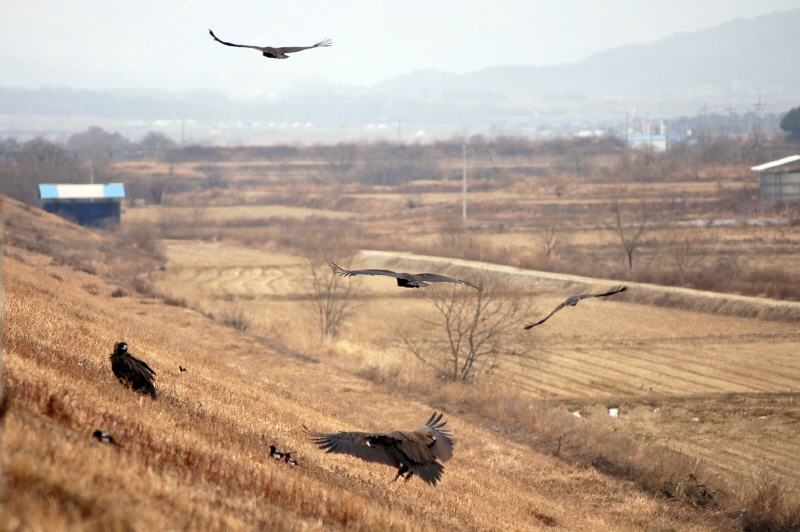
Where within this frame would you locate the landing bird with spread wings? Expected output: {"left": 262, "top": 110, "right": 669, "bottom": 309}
{"left": 330, "top": 263, "right": 482, "bottom": 291}
{"left": 209, "top": 29, "right": 331, "bottom": 59}
{"left": 524, "top": 286, "right": 628, "bottom": 329}
{"left": 308, "top": 412, "right": 455, "bottom": 486}
{"left": 109, "top": 342, "right": 157, "bottom": 398}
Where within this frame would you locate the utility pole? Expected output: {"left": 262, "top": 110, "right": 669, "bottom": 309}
{"left": 625, "top": 112, "right": 629, "bottom": 146}
{"left": 726, "top": 103, "right": 736, "bottom": 136}
{"left": 462, "top": 145, "right": 467, "bottom": 221}
{"left": 701, "top": 103, "right": 709, "bottom": 144}
{"left": 753, "top": 95, "right": 765, "bottom": 146}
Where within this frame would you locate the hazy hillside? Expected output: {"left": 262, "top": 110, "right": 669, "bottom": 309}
{"left": 379, "top": 9, "right": 800, "bottom": 99}
{"left": 1, "top": 9, "right": 798, "bottom": 131}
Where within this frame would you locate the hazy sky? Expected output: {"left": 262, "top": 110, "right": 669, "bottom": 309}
{"left": 2, "top": 0, "right": 800, "bottom": 97}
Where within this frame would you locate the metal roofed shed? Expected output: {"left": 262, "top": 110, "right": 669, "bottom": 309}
{"left": 38, "top": 183, "right": 125, "bottom": 227}
{"left": 751, "top": 155, "right": 800, "bottom": 201}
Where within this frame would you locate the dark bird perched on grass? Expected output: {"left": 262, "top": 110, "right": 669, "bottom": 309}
{"left": 524, "top": 286, "right": 628, "bottom": 329}
{"left": 179, "top": 366, "right": 187, "bottom": 373}
{"left": 209, "top": 29, "right": 331, "bottom": 59}
{"left": 109, "top": 342, "right": 156, "bottom": 398}
{"left": 331, "top": 263, "right": 482, "bottom": 291}
{"left": 93, "top": 430, "right": 119, "bottom": 445}
{"left": 269, "top": 445, "right": 286, "bottom": 461}
{"left": 308, "top": 412, "right": 455, "bottom": 486}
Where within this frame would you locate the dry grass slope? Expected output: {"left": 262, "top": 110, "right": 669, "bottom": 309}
{"left": 1, "top": 199, "right": 729, "bottom": 531}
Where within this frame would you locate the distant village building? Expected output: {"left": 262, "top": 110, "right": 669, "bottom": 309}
{"left": 751, "top": 155, "right": 800, "bottom": 201}
{"left": 627, "top": 119, "right": 669, "bottom": 152}
{"left": 38, "top": 183, "right": 125, "bottom": 227}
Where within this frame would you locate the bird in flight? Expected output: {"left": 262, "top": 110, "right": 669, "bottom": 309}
{"left": 109, "top": 342, "right": 157, "bottom": 398}
{"left": 307, "top": 412, "right": 455, "bottom": 486}
{"left": 524, "top": 286, "right": 628, "bottom": 329}
{"left": 209, "top": 30, "right": 331, "bottom": 59}
{"left": 331, "top": 263, "right": 482, "bottom": 291}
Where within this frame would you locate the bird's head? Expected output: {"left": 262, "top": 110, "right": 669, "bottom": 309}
{"left": 114, "top": 342, "right": 128, "bottom": 355}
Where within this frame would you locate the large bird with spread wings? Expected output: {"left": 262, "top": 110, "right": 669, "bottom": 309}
{"left": 331, "top": 263, "right": 482, "bottom": 291}
{"left": 524, "top": 286, "right": 628, "bottom": 329}
{"left": 209, "top": 29, "right": 331, "bottom": 59}
{"left": 109, "top": 342, "right": 157, "bottom": 398}
{"left": 308, "top": 412, "right": 455, "bottom": 486}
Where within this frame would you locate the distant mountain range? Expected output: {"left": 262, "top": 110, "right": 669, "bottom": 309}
{"left": 1, "top": 9, "right": 798, "bottom": 139}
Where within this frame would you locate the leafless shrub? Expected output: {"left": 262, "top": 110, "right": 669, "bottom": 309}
{"left": 117, "top": 221, "right": 163, "bottom": 258}
{"left": 304, "top": 238, "right": 361, "bottom": 340}
{"left": 438, "top": 223, "right": 472, "bottom": 253}
{"left": 149, "top": 164, "right": 173, "bottom": 204}
{"left": 110, "top": 287, "right": 128, "bottom": 298}
{"left": 739, "top": 471, "right": 800, "bottom": 532}
{"left": 668, "top": 227, "right": 713, "bottom": 283}
{"left": 218, "top": 307, "right": 251, "bottom": 332}
{"left": 537, "top": 225, "right": 564, "bottom": 258}
{"left": 163, "top": 295, "right": 187, "bottom": 307}
{"left": 132, "top": 277, "right": 157, "bottom": 296}
{"left": 606, "top": 197, "right": 651, "bottom": 269}
{"left": 400, "top": 277, "right": 535, "bottom": 382}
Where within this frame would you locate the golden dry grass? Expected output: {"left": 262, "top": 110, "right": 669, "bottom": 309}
{"left": 2, "top": 201, "right": 726, "bottom": 531}
{"left": 6, "top": 141, "right": 800, "bottom": 530}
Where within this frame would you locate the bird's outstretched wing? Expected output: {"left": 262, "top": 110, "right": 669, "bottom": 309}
{"left": 307, "top": 429, "right": 401, "bottom": 467}
{"left": 577, "top": 285, "right": 628, "bottom": 301}
{"left": 330, "top": 263, "right": 405, "bottom": 280}
{"left": 209, "top": 29, "right": 265, "bottom": 51}
{"left": 524, "top": 300, "right": 571, "bottom": 329}
{"left": 525, "top": 285, "right": 628, "bottom": 330}
{"left": 419, "top": 412, "right": 455, "bottom": 462}
{"left": 415, "top": 273, "right": 482, "bottom": 291}
{"left": 331, "top": 263, "right": 481, "bottom": 290}
{"left": 276, "top": 38, "right": 332, "bottom": 54}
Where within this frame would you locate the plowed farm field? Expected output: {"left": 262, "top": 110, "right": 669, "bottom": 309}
{"left": 147, "top": 239, "right": 800, "bottom": 488}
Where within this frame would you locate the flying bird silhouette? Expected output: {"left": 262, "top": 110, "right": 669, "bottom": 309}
{"left": 109, "top": 342, "right": 157, "bottom": 398}
{"left": 209, "top": 29, "right": 331, "bottom": 59}
{"left": 524, "top": 286, "right": 628, "bottom": 329}
{"left": 308, "top": 412, "right": 455, "bottom": 485}
{"left": 331, "top": 263, "right": 482, "bottom": 291}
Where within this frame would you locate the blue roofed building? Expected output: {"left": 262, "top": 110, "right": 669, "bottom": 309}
{"left": 38, "top": 183, "right": 125, "bottom": 227}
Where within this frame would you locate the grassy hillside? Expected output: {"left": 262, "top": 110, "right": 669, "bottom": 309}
{"left": 1, "top": 197, "right": 733, "bottom": 530}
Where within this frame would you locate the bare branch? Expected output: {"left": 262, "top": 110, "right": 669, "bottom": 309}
{"left": 400, "top": 276, "right": 537, "bottom": 382}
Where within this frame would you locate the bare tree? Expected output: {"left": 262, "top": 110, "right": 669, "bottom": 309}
{"left": 537, "top": 225, "right": 563, "bottom": 258}
{"left": 607, "top": 198, "right": 650, "bottom": 269}
{"left": 669, "top": 227, "right": 713, "bottom": 283}
{"left": 306, "top": 240, "right": 361, "bottom": 340}
{"left": 150, "top": 164, "right": 173, "bottom": 205}
{"left": 400, "top": 278, "right": 535, "bottom": 382}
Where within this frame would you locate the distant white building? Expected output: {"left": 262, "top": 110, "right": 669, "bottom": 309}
{"left": 751, "top": 155, "right": 800, "bottom": 200}
{"left": 627, "top": 119, "right": 667, "bottom": 152}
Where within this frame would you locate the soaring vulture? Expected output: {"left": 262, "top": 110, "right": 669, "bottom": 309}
{"left": 109, "top": 342, "right": 157, "bottom": 398}
{"left": 209, "top": 29, "right": 331, "bottom": 59}
{"left": 524, "top": 285, "right": 628, "bottom": 329}
{"left": 331, "top": 263, "right": 482, "bottom": 291}
{"left": 308, "top": 412, "right": 455, "bottom": 486}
